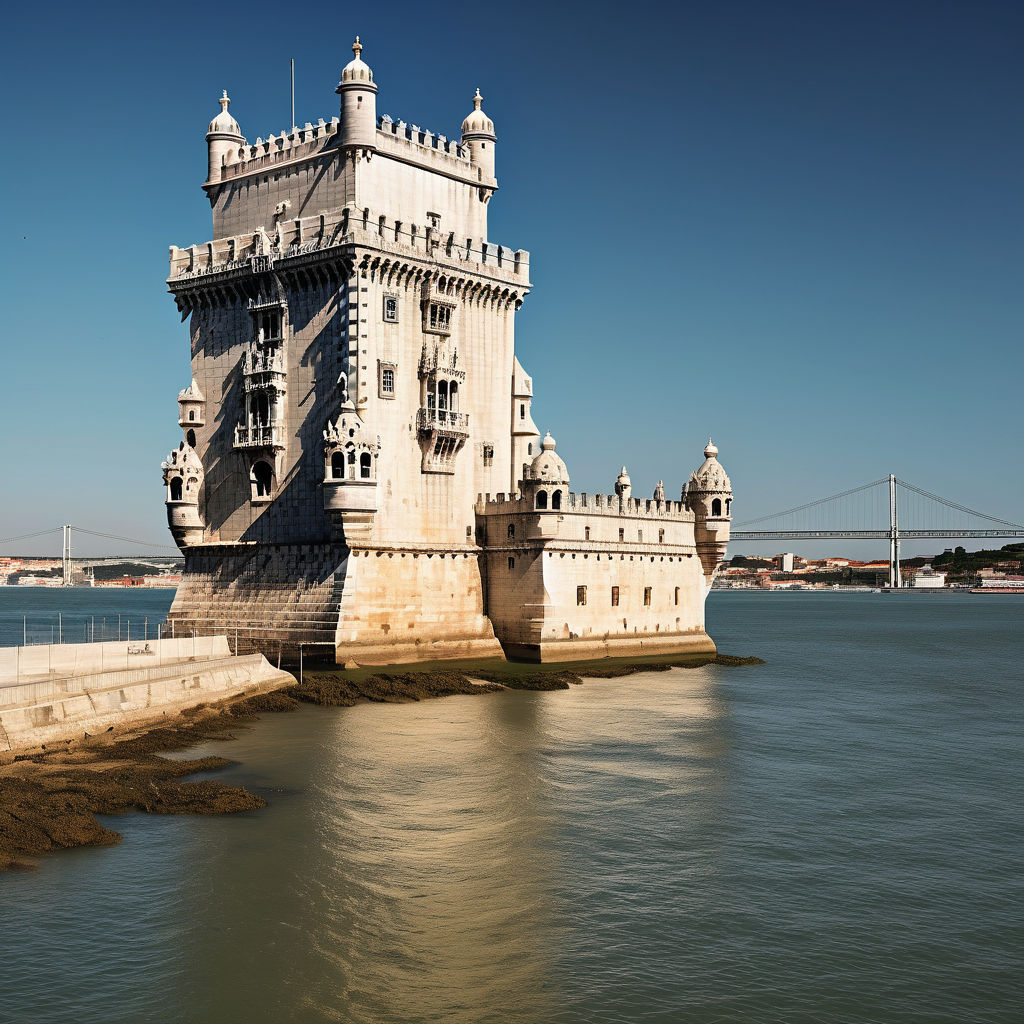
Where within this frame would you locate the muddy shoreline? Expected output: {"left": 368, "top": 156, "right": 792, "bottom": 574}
{"left": 0, "top": 653, "right": 762, "bottom": 872}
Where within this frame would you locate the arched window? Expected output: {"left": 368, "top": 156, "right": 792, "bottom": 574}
{"left": 449, "top": 381, "right": 459, "bottom": 412}
{"left": 507, "top": 524, "right": 515, "bottom": 538}
{"left": 551, "top": 490, "right": 562, "bottom": 510}
{"left": 188, "top": 410, "right": 196, "bottom": 422}
{"left": 536, "top": 490, "right": 548, "bottom": 510}
{"left": 347, "top": 451, "right": 356, "bottom": 479}
{"left": 186, "top": 429, "right": 197, "bottom": 448}
{"left": 360, "top": 453, "right": 372, "bottom": 479}
{"left": 253, "top": 461, "right": 273, "bottom": 497}
{"left": 169, "top": 477, "right": 183, "bottom": 501}
{"left": 186, "top": 477, "right": 199, "bottom": 494}
{"left": 331, "top": 451, "right": 345, "bottom": 479}
{"left": 712, "top": 498, "right": 722, "bottom": 516}
{"left": 438, "top": 380, "right": 449, "bottom": 411}
{"left": 725, "top": 498, "right": 732, "bottom": 516}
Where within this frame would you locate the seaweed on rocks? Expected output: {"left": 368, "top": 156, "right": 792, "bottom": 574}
{"left": 1, "top": 652, "right": 762, "bottom": 872}
{"left": 290, "top": 671, "right": 504, "bottom": 706}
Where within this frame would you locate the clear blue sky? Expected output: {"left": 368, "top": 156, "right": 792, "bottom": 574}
{"left": 2, "top": 0, "right": 1021, "bottom": 557}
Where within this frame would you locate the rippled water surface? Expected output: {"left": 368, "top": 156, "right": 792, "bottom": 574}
{"left": 1, "top": 592, "right": 1021, "bottom": 1023}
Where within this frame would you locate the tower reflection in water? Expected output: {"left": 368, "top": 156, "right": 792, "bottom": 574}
{"left": 311, "top": 693, "right": 563, "bottom": 1023}
{"left": 182, "top": 670, "right": 731, "bottom": 1024}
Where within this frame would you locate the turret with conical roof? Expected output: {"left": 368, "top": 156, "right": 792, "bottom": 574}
{"left": 336, "top": 36, "right": 377, "bottom": 152}
{"left": 461, "top": 88, "right": 496, "bottom": 182}
{"left": 206, "top": 91, "right": 245, "bottom": 183}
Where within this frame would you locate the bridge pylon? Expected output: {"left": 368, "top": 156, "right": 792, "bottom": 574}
{"left": 888, "top": 475, "right": 901, "bottom": 589}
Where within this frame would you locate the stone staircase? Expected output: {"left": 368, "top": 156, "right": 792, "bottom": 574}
{"left": 167, "top": 542, "right": 348, "bottom": 661}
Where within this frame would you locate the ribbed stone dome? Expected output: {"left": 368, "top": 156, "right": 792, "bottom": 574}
{"left": 461, "top": 89, "right": 495, "bottom": 138}
{"left": 340, "top": 37, "right": 374, "bottom": 84}
{"left": 688, "top": 438, "right": 732, "bottom": 493}
{"left": 207, "top": 91, "right": 242, "bottom": 138}
{"left": 525, "top": 432, "right": 569, "bottom": 484}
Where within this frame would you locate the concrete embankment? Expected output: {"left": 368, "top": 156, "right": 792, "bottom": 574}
{"left": 0, "top": 637, "right": 294, "bottom": 761}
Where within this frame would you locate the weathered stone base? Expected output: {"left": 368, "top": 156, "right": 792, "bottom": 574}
{"left": 336, "top": 546, "right": 503, "bottom": 665}
{"left": 498, "top": 630, "right": 717, "bottom": 664}
{"left": 167, "top": 542, "right": 349, "bottom": 659}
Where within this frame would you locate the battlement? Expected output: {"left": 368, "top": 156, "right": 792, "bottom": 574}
{"left": 208, "top": 117, "right": 339, "bottom": 186}
{"left": 206, "top": 111, "right": 485, "bottom": 189}
{"left": 377, "top": 114, "right": 473, "bottom": 169}
{"left": 476, "top": 491, "right": 694, "bottom": 522}
{"left": 169, "top": 203, "right": 529, "bottom": 287}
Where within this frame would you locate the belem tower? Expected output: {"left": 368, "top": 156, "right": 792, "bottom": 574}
{"left": 161, "top": 39, "right": 734, "bottom": 664}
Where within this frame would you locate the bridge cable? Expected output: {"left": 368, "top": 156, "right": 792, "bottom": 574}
{"left": 70, "top": 527, "right": 181, "bottom": 552}
{"left": 894, "top": 479, "right": 1024, "bottom": 530}
{"left": 0, "top": 526, "right": 63, "bottom": 547}
{"left": 733, "top": 478, "right": 889, "bottom": 528}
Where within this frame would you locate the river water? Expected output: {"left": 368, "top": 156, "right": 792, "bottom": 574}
{"left": 1, "top": 591, "right": 1021, "bottom": 1023}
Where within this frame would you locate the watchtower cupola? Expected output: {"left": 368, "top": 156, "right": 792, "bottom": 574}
{"left": 522, "top": 432, "right": 569, "bottom": 511}
{"left": 686, "top": 438, "right": 733, "bottom": 582}
{"left": 461, "top": 88, "right": 496, "bottom": 182}
{"left": 336, "top": 36, "right": 378, "bottom": 153}
{"left": 205, "top": 91, "right": 245, "bottom": 183}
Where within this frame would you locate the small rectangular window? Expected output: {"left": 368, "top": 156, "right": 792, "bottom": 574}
{"left": 644, "top": 587, "right": 652, "bottom": 606}
{"left": 508, "top": 556, "right": 515, "bottom": 570}
{"left": 577, "top": 586, "right": 587, "bottom": 606}
{"left": 638, "top": 530, "right": 643, "bottom": 543}
{"left": 584, "top": 526, "right": 591, "bottom": 541}
{"left": 659, "top": 529, "right": 665, "bottom": 543}
{"left": 383, "top": 295, "right": 399, "bottom": 323}
{"left": 378, "top": 362, "right": 397, "bottom": 399}
{"left": 618, "top": 528, "right": 625, "bottom": 542}
{"left": 674, "top": 587, "right": 680, "bottom": 606}
{"left": 611, "top": 586, "right": 619, "bottom": 607}
{"left": 483, "top": 444, "right": 494, "bottom": 467}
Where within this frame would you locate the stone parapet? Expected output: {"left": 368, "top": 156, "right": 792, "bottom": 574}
{"left": 476, "top": 490, "right": 694, "bottom": 521}
{"left": 168, "top": 204, "right": 528, "bottom": 290}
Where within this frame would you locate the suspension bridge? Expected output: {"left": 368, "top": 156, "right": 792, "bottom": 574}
{"left": 731, "top": 475, "right": 1024, "bottom": 588}
{"left": 3, "top": 475, "right": 1023, "bottom": 591}
{"left": 0, "top": 525, "right": 179, "bottom": 587}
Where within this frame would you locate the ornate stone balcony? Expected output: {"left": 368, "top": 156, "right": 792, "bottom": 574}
{"left": 234, "top": 424, "right": 284, "bottom": 449}
{"left": 242, "top": 350, "right": 286, "bottom": 392}
{"left": 416, "top": 408, "right": 469, "bottom": 435}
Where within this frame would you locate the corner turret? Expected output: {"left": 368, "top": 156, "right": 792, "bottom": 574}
{"left": 206, "top": 91, "right": 245, "bottom": 183}
{"left": 162, "top": 442, "right": 205, "bottom": 548}
{"left": 336, "top": 36, "right": 377, "bottom": 153}
{"left": 461, "top": 89, "right": 496, "bottom": 182}
{"left": 615, "top": 466, "right": 632, "bottom": 503}
{"left": 511, "top": 357, "right": 540, "bottom": 491}
{"left": 177, "top": 379, "right": 206, "bottom": 448}
{"left": 685, "top": 438, "right": 733, "bottom": 584}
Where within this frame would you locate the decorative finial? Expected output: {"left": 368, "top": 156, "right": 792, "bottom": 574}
{"left": 542, "top": 431, "right": 556, "bottom": 450}
{"left": 353, "top": 36, "right": 362, "bottom": 58}
{"left": 473, "top": 88, "right": 483, "bottom": 110}
{"left": 219, "top": 90, "right": 230, "bottom": 112}
{"left": 704, "top": 437, "right": 719, "bottom": 459}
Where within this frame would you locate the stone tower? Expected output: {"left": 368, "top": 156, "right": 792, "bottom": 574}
{"left": 163, "top": 40, "right": 535, "bottom": 662}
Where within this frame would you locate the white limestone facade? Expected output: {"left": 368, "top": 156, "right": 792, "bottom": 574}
{"left": 161, "top": 40, "right": 733, "bottom": 665}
